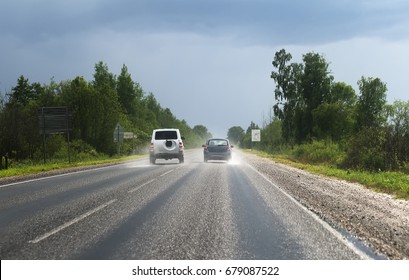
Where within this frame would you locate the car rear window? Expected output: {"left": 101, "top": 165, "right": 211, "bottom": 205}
{"left": 155, "top": 130, "right": 178, "bottom": 140}
{"left": 208, "top": 139, "right": 228, "bottom": 146}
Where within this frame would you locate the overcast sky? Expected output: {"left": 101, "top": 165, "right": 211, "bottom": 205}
{"left": 1, "top": 0, "right": 409, "bottom": 137}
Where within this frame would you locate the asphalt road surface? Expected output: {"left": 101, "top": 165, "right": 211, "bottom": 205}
{"left": 0, "top": 150, "right": 373, "bottom": 259}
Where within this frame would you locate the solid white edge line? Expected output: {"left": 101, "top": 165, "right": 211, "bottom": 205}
{"left": 128, "top": 179, "right": 156, "bottom": 193}
{"left": 28, "top": 199, "right": 117, "bottom": 244}
{"left": 246, "top": 163, "right": 373, "bottom": 260}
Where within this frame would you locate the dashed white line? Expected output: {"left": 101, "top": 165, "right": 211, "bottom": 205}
{"left": 28, "top": 199, "right": 117, "bottom": 244}
{"left": 160, "top": 169, "right": 175, "bottom": 177}
{"left": 128, "top": 179, "right": 156, "bottom": 193}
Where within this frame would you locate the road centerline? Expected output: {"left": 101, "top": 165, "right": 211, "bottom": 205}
{"left": 159, "top": 169, "right": 175, "bottom": 177}
{"left": 28, "top": 199, "right": 117, "bottom": 244}
{"left": 128, "top": 179, "right": 156, "bottom": 193}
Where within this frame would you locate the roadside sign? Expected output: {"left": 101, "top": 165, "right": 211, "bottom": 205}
{"left": 113, "top": 123, "right": 124, "bottom": 143}
{"left": 124, "top": 132, "right": 136, "bottom": 139}
{"left": 251, "top": 129, "right": 261, "bottom": 142}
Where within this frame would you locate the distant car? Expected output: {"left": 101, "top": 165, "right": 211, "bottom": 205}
{"left": 149, "top": 128, "right": 184, "bottom": 164}
{"left": 202, "top": 138, "right": 233, "bottom": 162}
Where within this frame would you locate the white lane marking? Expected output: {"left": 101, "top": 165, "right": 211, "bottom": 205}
{"left": 128, "top": 179, "right": 156, "bottom": 193}
{"left": 159, "top": 169, "right": 175, "bottom": 177}
{"left": 28, "top": 199, "right": 117, "bottom": 244}
{"left": 246, "top": 163, "right": 373, "bottom": 260}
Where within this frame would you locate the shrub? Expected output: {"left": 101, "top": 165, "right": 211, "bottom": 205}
{"left": 291, "top": 140, "right": 345, "bottom": 166}
{"left": 342, "top": 127, "right": 386, "bottom": 171}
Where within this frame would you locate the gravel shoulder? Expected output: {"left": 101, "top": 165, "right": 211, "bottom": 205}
{"left": 243, "top": 152, "right": 409, "bottom": 259}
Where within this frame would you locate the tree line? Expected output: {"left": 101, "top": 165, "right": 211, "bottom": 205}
{"left": 0, "top": 62, "right": 212, "bottom": 163}
{"left": 228, "top": 49, "right": 409, "bottom": 172}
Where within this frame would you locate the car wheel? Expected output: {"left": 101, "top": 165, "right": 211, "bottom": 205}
{"left": 150, "top": 156, "right": 156, "bottom": 165}
{"left": 179, "top": 156, "right": 184, "bottom": 164}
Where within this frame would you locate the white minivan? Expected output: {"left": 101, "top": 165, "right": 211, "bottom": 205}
{"left": 149, "top": 128, "right": 184, "bottom": 164}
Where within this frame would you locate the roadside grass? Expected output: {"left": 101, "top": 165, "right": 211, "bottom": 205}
{"left": 245, "top": 149, "right": 409, "bottom": 200}
{"left": 0, "top": 155, "right": 144, "bottom": 178}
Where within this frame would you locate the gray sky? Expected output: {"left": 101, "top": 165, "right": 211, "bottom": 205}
{"left": 1, "top": 0, "right": 409, "bottom": 137}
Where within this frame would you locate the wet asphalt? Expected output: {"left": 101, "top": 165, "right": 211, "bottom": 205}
{"left": 0, "top": 150, "right": 367, "bottom": 259}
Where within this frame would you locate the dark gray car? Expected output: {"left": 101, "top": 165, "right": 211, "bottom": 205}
{"left": 202, "top": 138, "right": 233, "bottom": 162}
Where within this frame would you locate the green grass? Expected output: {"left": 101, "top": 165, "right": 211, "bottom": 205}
{"left": 0, "top": 155, "right": 144, "bottom": 178}
{"left": 246, "top": 149, "right": 409, "bottom": 200}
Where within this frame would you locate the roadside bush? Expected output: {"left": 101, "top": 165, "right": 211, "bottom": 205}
{"left": 69, "top": 139, "right": 100, "bottom": 161}
{"left": 291, "top": 140, "right": 345, "bottom": 166}
{"left": 342, "top": 127, "right": 386, "bottom": 171}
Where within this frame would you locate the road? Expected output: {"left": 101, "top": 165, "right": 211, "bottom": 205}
{"left": 0, "top": 150, "right": 373, "bottom": 259}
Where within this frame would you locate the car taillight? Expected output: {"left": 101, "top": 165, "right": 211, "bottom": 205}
{"left": 150, "top": 142, "right": 154, "bottom": 150}
{"left": 179, "top": 141, "right": 183, "bottom": 150}
{"left": 204, "top": 144, "right": 208, "bottom": 151}
{"left": 228, "top": 145, "right": 231, "bottom": 151}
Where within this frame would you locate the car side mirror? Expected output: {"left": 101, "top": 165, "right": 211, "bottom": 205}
{"left": 202, "top": 144, "right": 206, "bottom": 148}
{"left": 231, "top": 145, "right": 234, "bottom": 148}
{"left": 181, "top": 136, "right": 185, "bottom": 140}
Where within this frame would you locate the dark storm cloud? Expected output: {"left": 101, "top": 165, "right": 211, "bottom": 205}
{"left": 2, "top": 0, "right": 408, "bottom": 46}
{"left": 1, "top": 0, "right": 409, "bottom": 136}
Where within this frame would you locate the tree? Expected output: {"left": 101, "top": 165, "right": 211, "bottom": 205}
{"left": 239, "top": 122, "right": 260, "bottom": 148}
{"left": 260, "top": 117, "right": 283, "bottom": 153}
{"left": 312, "top": 82, "right": 357, "bottom": 142}
{"left": 59, "top": 77, "right": 98, "bottom": 144}
{"left": 92, "top": 62, "right": 122, "bottom": 154}
{"left": 271, "top": 49, "right": 303, "bottom": 145}
{"left": 193, "top": 125, "right": 212, "bottom": 141}
{"left": 227, "top": 126, "right": 245, "bottom": 146}
{"left": 1, "top": 76, "right": 46, "bottom": 160}
{"left": 312, "top": 102, "right": 353, "bottom": 141}
{"left": 329, "top": 82, "right": 357, "bottom": 106}
{"left": 8, "top": 75, "right": 35, "bottom": 106}
{"left": 117, "top": 64, "right": 138, "bottom": 116}
{"left": 300, "top": 52, "right": 334, "bottom": 141}
{"left": 356, "top": 77, "right": 387, "bottom": 130}
{"left": 385, "top": 100, "right": 409, "bottom": 169}
{"left": 344, "top": 77, "right": 388, "bottom": 171}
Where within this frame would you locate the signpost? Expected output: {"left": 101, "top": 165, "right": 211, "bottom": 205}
{"left": 113, "top": 123, "right": 137, "bottom": 155}
{"left": 251, "top": 129, "right": 261, "bottom": 149}
{"left": 38, "top": 107, "right": 72, "bottom": 163}
{"left": 251, "top": 129, "right": 261, "bottom": 142}
{"left": 113, "top": 123, "right": 124, "bottom": 155}
{"left": 113, "top": 123, "right": 124, "bottom": 143}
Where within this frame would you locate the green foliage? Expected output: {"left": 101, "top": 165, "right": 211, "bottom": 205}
{"left": 301, "top": 52, "right": 334, "bottom": 141}
{"left": 291, "top": 140, "right": 345, "bottom": 166}
{"left": 0, "top": 62, "right": 210, "bottom": 164}
{"left": 260, "top": 118, "right": 283, "bottom": 153}
{"left": 271, "top": 49, "right": 303, "bottom": 145}
{"left": 312, "top": 102, "right": 354, "bottom": 141}
{"left": 271, "top": 49, "right": 346, "bottom": 144}
{"left": 193, "top": 125, "right": 212, "bottom": 144}
{"left": 268, "top": 48, "right": 409, "bottom": 174}
{"left": 385, "top": 100, "right": 409, "bottom": 170}
{"left": 227, "top": 126, "right": 245, "bottom": 146}
{"left": 356, "top": 76, "right": 387, "bottom": 130}
{"left": 240, "top": 122, "right": 260, "bottom": 149}
{"left": 249, "top": 149, "right": 409, "bottom": 199}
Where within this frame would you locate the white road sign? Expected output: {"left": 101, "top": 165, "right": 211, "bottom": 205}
{"left": 251, "top": 129, "right": 261, "bottom": 142}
